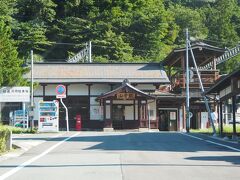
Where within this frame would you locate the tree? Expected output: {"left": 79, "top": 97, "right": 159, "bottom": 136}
{"left": 169, "top": 4, "right": 208, "bottom": 45}
{"left": 15, "top": 0, "right": 56, "bottom": 23}
{"left": 0, "top": 21, "right": 25, "bottom": 86}
{"left": 204, "top": 0, "right": 240, "bottom": 72}
{"left": 0, "top": 0, "right": 16, "bottom": 22}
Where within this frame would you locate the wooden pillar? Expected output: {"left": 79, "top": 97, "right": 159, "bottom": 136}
{"left": 65, "top": 84, "right": 69, "bottom": 96}
{"left": 232, "top": 95, "right": 237, "bottom": 139}
{"left": 181, "top": 54, "right": 186, "bottom": 89}
{"left": 182, "top": 102, "right": 186, "bottom": 130}
{"left": 87, "top": 84, "right": 92, "bottom": 121}
{"left": 103, "top": 100, "right": 106, "bottom": 121}
{"left": 133, "top": 100, "right": 136, "bottom": 121}
{"left": 138, "top": 100, "right": 141, "bottom": 127}
{"left": 219, "top": 101, "right": 223, "bottom": 137}
{"left": 110, "top": 99, "right": 113, "bottom": 121}
{"left": 42, "top": 84, "right": 46, "bottom": 100}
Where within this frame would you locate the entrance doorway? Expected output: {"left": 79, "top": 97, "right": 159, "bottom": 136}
{"left": 159, "top": 109, "right": 177, "bottom": 131}
{"left": 112, "top": 105, "right": 124, "bottom": 129}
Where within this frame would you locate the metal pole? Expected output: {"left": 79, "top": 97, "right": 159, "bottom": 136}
{"left": 185, "top": 28, "right": 190, "bottom": 133}
{"left": 188, "top": 42, "right": 217, "bottom": 135}
{"left": 219, "top": 101, "right": 223, "bottom": 137}
{"left": 60, "top": 98, "right": 69, "bottom": 132}
{"left": 89, "top": 41, "right": 92, "bottom": 63}
{"left": 30, "top": 50, "right": 34, "bottom": 129}
{"left": 232, "top": 95, "right": 237, "bottom": 140}
{"left": 148, "top": 104, "right": 150, "bottom": 131}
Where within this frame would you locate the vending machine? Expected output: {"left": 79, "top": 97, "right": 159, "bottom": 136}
{"left": 38, "top": 100, "right": 59, "bottom": 132}
{"left": 13, "top": 110, "right": 28, "bottom": 128}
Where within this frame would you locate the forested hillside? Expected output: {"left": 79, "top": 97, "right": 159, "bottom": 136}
{"left": 0, "top": 0, "right": 240, "bottom": 82}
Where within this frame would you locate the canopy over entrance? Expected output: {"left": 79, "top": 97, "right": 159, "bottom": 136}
{"left": 97, "top": 79, "right": 155, "bottom": 101}
{"left": 97, "top": 79, "right": 155, "bottom": 130}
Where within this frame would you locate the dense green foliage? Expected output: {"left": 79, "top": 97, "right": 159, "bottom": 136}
{"left": 0, "top": 0, "right": 240, "bottom": 73}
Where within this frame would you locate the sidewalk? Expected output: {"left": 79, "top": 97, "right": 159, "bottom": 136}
{"left": 0, "top": 132, "right": 66, "bottom": 162}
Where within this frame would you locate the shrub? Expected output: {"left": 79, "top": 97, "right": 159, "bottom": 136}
{"left": 0, "top": 126, "right": 11, "bottom": 153}
{"left": 190, "top": 124, "right": 240, "bottom": 137}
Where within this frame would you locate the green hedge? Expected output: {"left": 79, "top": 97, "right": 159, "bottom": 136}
{"left": 7, "top": 126, "right": 37, "bottom": 134}
{"left": 0, "top": 126, "right": 11, "bottom": 153}
{"left": 190, "top": 124, "right": 240, "bottom": 137}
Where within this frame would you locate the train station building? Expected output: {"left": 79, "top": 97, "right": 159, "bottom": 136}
{"left": 28, "top": 62, "right": 186, "bottom": 131}
{"left": 20, "top": 41, "right": 239, "bottom": 132}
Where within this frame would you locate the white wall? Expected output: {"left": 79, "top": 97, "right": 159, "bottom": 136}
{"left": 91, "top": 84, "right": 111, "bottom": 95}
{"left": 125, "top": 105, "right": 134, "bottom": 120}
{"left": 68, "top": 84, "right": 88, "bottom": 95}
{"left": 113, "top": 100, "right": 134, "bottom": 104}
{"left": 147, "top": 100, "right": 156, "bottom": 120}
{"left": 45, "top": 85, "right": 57, "bottom": 96}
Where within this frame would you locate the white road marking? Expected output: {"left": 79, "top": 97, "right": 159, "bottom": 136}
{"left": 181, "top": 133, "right": 240, "bottom": 152}
{"left": 0, "top": 132, "right": 80, "bottom": 180}
{"left": 205, "top": 140, "right": 240, "bottom": 152}
{"left": 181, "top": 133, "right": 203, "bottom": 141}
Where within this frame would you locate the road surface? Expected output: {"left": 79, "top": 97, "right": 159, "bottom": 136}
{"left": 0, "top": 132, "right": 239, "bottom": 180}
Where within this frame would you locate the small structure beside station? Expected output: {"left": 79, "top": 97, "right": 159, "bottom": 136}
{"left": 206, "top": 68, "right": 240, "bottom": 138}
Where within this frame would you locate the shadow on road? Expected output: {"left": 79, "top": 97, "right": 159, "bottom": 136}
{"left": 185, "top": 156, "right": 240, "bottom": 165}
{"left": 13, "top": 132, "right": 240, "bottom": 153}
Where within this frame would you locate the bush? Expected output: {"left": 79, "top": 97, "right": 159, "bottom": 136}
{"left": 190, "top": 124, "right": 240, "bottom": 137}
{"left": 7, "top": 126, "right": 37, "bottom": 134}
{"left": 0, "top": 126, "right": 11, "bottom": 153}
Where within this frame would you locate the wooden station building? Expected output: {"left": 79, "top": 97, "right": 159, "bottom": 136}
{"left": 24, "top": 42, "right": 230, "bottom": 131}
{"left": 161, "top": 42, "right": 226, "bottom": 130}
{"left": 28, "top": 63, "right": 177, "bottom": 131}
{"left": 207, "top": 68, "right": 240, "bottom": 137}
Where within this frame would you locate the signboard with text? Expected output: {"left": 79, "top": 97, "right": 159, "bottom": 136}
{"left": 0, "top": 87, "right": 30, "bottom": 102}
{"left": 116, "top": 93, "right": 135, "bottom": 100}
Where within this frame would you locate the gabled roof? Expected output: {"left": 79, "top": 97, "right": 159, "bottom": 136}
{"left": 97, "top": 81, "right": 155, "bottom": 100}
{"left": 161, "top": 42, "right": 225, "bottom": 67}
{"left": 24, "top": 63, "right": 169, "bottom": 84}
{"left": 206, "top": 68, "right": 240, "bottom": 94}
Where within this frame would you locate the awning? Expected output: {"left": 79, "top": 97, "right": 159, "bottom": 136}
{"left": 97, "top": 80, "right": 155, "bottom": 100}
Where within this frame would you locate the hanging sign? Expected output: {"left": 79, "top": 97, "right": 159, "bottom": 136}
{"left": 56, "top": 84, "right": 66, "bottom": 98}
{"left": 116, "top": 93, "right": 135, "bottom": 100}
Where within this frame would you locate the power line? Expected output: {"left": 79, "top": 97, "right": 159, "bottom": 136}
{"left": 20, "top": 40, "right": 161, "bottom": 53}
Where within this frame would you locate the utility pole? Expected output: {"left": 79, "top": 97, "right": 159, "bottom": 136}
{"left": 185, "top": 28, "right": 190, "bottom": 133}
{"left": 188, "top": 41, "right": 217, "bottom": 136}
{"left": 30, "top": 50, "right": 34, "bottom": 129}
{"left": 88, "top": 41, "right": 92, "bottom": 63}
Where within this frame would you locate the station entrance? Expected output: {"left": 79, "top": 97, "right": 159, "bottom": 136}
{"left": 159, "top": 109, "right": 177, "bottom": 131}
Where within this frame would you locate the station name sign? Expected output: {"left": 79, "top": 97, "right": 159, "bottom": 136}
{"left": 0, "top": 87, "right": 30, "bottom": 102}
{"left": 116, "top": 93, "right": 135, "bottom": 100}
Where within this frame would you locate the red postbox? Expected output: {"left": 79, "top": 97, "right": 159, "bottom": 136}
{"left": 75, "top": 114, "right": 82, "bottom": 131}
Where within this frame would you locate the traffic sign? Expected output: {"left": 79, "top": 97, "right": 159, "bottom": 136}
{"left": 56, "top": 84, "right": 66, "bottom": 98}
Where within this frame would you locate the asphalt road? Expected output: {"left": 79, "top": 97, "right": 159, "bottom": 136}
{"left": 0, "top": 132, "right": 240, "bottom": 180}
